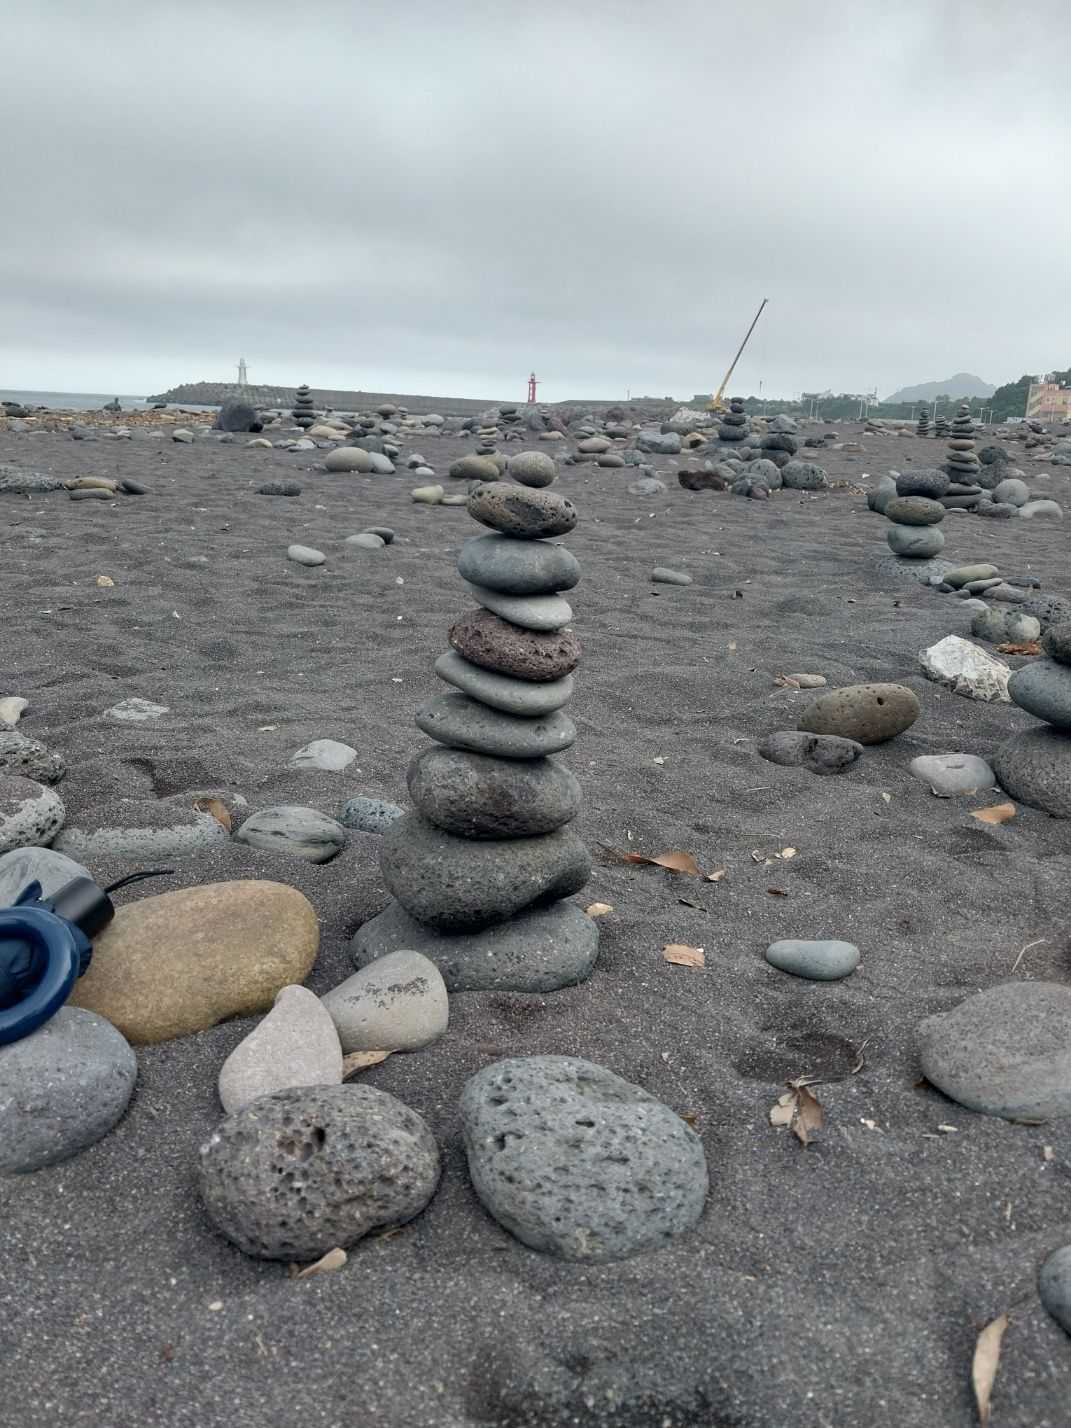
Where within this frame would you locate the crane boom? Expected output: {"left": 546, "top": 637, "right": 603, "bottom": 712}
{"left": 707, "top": 298, "right": 768, "bottom": 411}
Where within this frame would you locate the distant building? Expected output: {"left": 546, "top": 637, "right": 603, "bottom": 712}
{"left": 1026, "top": 376, "right": 1071, "bottom": 422}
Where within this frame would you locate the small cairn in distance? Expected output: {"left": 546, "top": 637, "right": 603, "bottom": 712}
{"left": 292, "top": 384, "right": 318, "bottom": 430}
{"left": 933, "top": 412, "right": 950, "bottom": 439}
{"left": 916, "top": 405, "right": 930, "bottom": 438}
{"left": 718, "top": 396, "right": 749, "bottom": 444}
{"left": 945, "top": 403, "right": 980, "bottom": 483}
{"left": 883, "top": 470, "right": 947, "bottom": 561}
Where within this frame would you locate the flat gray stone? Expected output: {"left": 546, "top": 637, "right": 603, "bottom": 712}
{"left": 1042, "top": 622, "right": 1071, "bottom": 666}
{"left": 433, "top": 650, "right": 574, "bottom": 716}
{"left": 345, "top": 532, "right": 385, "bottom": 550}
{"left": 909, "top": 753, "right": 996, "bottom": 796}
{"left": 651, "top": 568, "right": 692, "bottom": 585}
{"left": 339, "top": 794, "right": 404, "bottom": 834}
{"left": 1020, "top": 500, "right": 1063, "bottom": 520}
{"left": 765, "top": 939, "right": 860, "bottom": 980}
{"left": 322, "top": 949, "right": 448, "bottom": 1054}
{"left": 627, "top": 477, "right": 667, "bottom": 496}
{"left": 105, "top": 697, "right": 168, "bottom": 722}
{"left": 0, "top": 845, "right": 90, "bottom": 905}
{"left": 895, "top": 469, "right": 952, "bottom": 499}
{"left": 351, "top": 899, "right": 598, "bottom": 992}
{"left": 993, "top": 727, "right": 1071, "bottom": 816}
{"left": 198, "top": 1085, "right": 440, "bottom": 1260}
{"left": 459, "top": 1056, "right": 708, "bottom": 1260}
{"left": 458, "top": 533, "right": 580, "bottom": 596}
{"left": 887, "top": 524, "right": 945, "bottom": 558}
{"left": 378, "top": 812, "right": 591, "bottom": 932}
{"left": 945, "top": 563, "right": 999, "bottom": 588}
{"left": 758, "top": 731, "right": 864, "bottom": 776}
{"left": 0, "top": 775, "right": 65, "bottom": 856}
{"left": 1039, "top": 1245, "right": 1071, "bottom": 1336}
{"left": 235, "top": 806, "right": 346, "bottom": 863}
{"left": 407, "top": 746, "right": 581, "bottom": 838}
{"left": 465, "top": 582, "right": 572, "bottom": 632}
{"left": 916, "top": 982, "right": 1071, "bottom": 1120}
{"left": 217, "top": 985, "right": 343, "bottom": 1113}
{"left": 1008, "top": 661, "right": 1071, "bottom": 730}
{"left": 0, "top": 1008, "right": 137, "bottom": 1174}
{"left": 55, "top": 803, "right": 228, "bottom": 861}
{"left": 287, "top": 544, "right": 326, "bottom": 566}
{"left": 415, "top": 693, "right": 577, "bottom": 759}
{"left": 288, "top": 738, "right": 358, "bottom": 771}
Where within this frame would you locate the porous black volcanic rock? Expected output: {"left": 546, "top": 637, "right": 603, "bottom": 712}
{"left": 466, "top": 482, "right": 577, "bottom": 538}
{"left": 449, "top": 608, "right": 581, "bottom": 682}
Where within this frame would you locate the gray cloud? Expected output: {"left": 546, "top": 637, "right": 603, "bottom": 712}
{"left": 3, "top": 0, "right": 1070, "bottom": 400}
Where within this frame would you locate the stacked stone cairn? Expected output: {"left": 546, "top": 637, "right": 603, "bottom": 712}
{"left": 933, "top": 413, "right": 949, "bottom": 439}
{"left": 883, "top": 469, "right": 947, "bottom": 560}
{"left": 352, "top": 451, "right": 598, "bottom": 992}
{"left": 291, "top": 383, "right": 317, "bottom": 430}
{"left": 916, "top": 405, "right": 930, "bottom": 438}
{"left": 945, "top": 403, "right": 980, "bottom": 482}
{"left": 718, "top": 396, "right": 749, "bottom": 444}
{"left": 993, "top": 621, "right": 1071, "bottom": 817}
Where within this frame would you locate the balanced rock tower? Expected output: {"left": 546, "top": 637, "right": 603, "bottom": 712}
{"left": 718, "top": 396, "right": 749, "bottom": 444}
{"left": 883, "top": 476, "right": 947, "bottom": 560}
{"left": 934, "top": 413, "right": 949, "bottom": 439}
{"left": 945, "top": 403, "right": 980, "bottom": 482}
{"left": 352, "top": 453, "right": 597, "bottom": 992}
{"left": 292, "top": 383, "right": 317, "bottom": 430}
{"left": 993, "top": 623, "right": 1071, "bottom": 817}
{"left": 916, "top": 405, "right": 930, "bottom": 438}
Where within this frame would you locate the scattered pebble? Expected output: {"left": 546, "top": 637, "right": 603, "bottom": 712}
{"left": 289, "top": 738, "right": 358, "bottom": 771}
{"left": 651, "top": 568, "right": 692, "bottom": 585}
{"left": 287, "top": 544, "right": 326, "bottom": 566}
{"left": 338, "top": 794, "right": 404, "bottom": 834}
{"left": 218, "top": 985, "right": 343, "bottom": 1113}
{"left": 909, "top": 753, "right": 996, "bottom": 796}
{"left": 322, "top": 949, "right": 449, "bottom": 1054}
{"left": 918, "top": 636, "right": 1010, "bottom": 702}
{"left": 797, "top": 683, "right": 920, "bottom": 744}
{"left": 235, "top": 806, "right": 347, "bottom": 863}
{"left": 765, "top": 939, "right": 860, "bottom": 980}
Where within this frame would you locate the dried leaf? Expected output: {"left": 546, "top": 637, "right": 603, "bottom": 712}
{"left": 705, "top": 868, "right": 726, "bottom": 883}
{"left": 96, "top": 574, "right": 115, "bottom": 587}
{"left": 652, "top": 756, "right": 665, "bottom": 765}
{"left": 793, "top": 1083, "right": 824, "bottom": 1144}
{"left": 769, "top": 1091, "right": 796, "bottom": 1128}
{"left": 258, "top": 724, "right": 278, "bottom": 732}
{"left": 342, "top": 1049, "right": 392, "bottom": 1078}
{"left": 972, "top": 1312, "right": 1010, "bottom": 1427}
{"left": 662, "top": 943, "right": 706, "bottom": 967}
{"left": 194, "top": 796, "right": 232, "bottom": 832}
{"left": 601, "top": 844, "right": 701, "bottom": 875}
{"left": 971, "top": 802, "right": 1016, "bottom": 826}
{"left": 880, "top": 792, "right": 892, "bottom": 803}
{"left": 680, "top": 1111, "right": 700, "bottom": 1128}
{"left": 776, "top": 673, "right": 826, "bottom": 689}
{"left": 861, "top": 1118, "right": 887, "bottom": 1133}
{"left": 585, "top": 902, "right": 613, "bottom": 919}
{"left": 767, "top": 885, "right": 790, "bottom": 896}
{"left": 779, "top": 847, "right": 797, "bottom": 859}
{"left": 1043, "top": 1145, "right": 1054, "bottom": 1162}
{"left": 930, "top": 785, "right": 952, "bottom": 799}
{"left": 292, "top": 1247, "right": 347, "bottom": 1278}
{"left": 937, "top": 1123, "right": 958, "bottom": 1134}
{"left": 727, "top": 640, "right": 737, "bottom": 651}
{"left": 997, "top": 640, "right": 1042, "bottom": 656}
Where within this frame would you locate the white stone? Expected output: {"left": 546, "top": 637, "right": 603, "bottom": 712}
{"left": 106, "top": 697, "right": 169, "bottom": 722}
{"left": 0, "top": 697, "right": 27, "bottom": 727}
{"left": 918, "top": 636, "right": 1011, "bottom": 702}
{"left": 321, "top": 950, "right": 448, "bottom": 1054}
{"left": 289, "top": 739, "right": 357, "bottom": 772}
{"left": 217, "top": 985, "right": 343, "bottom": 1113}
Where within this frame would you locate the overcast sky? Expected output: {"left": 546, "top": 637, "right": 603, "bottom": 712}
{"left": 3, "top": 0, "right": 1069, "bottom": 403}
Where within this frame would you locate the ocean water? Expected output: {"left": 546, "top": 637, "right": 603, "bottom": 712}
{"left": 1, "top": 390, "right": 219, "bottom": 413}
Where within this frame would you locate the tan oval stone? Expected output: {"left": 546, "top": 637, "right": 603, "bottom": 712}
{"left": 796, "top": 682, "right": 920, "bottom": 745}
{"left": 68, "top": 880, "right": 320, "bottom": 1044}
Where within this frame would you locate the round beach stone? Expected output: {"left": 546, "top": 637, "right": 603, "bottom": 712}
{"left": 235, "top": 806, "right": 346, "bottom": 863}
{"left": 459, "top": 1056, "right": 708, "bottom": 1261}
{"left": 0, "top": 845, "right": 90, "bottom": 905}
{"left": 946, "top": 563, "right": 999, "bottom": 589}
{"left": 0, "top": 775, "right": 65, "bottom": 855}
{"left": 289, "top": 738, "right": 358, "bottom": 771}
{"left": 416, "top": 693, "right": 576, "bottom": 759}
{"left": 867, "top": 476, "right": 898, "bottom": 513}
{"left": 364, "top": 526, "right": 395, "bottom": 544}
{"left": 345, "top": 532, "right": 385, "bottom": 550}
{"left": 449, "top": 455, "right": 500, "bottom": 482}
{"left": 1021, "top": 592, "right": 1071, "bottom": 631}
{"left": 0, "top": 729, "right": 65, "bottom": 783}
{"left": 780, "top": 461, "right": 828, "bottom": 491}
{"left": 339, "top": 794, "right": 404, "bottom": 834}
{"left": 257, "top": 480, "right": 301, "bottom": 496}
{"left": 916, "top": 982, "right": 1071, "bottom": 1120}
{"left": 322, "top": 949, "right": 448, "bottom": 1054}
{"left": 895, "top": 470, "right": 950, "bottom": 499}
{"left": 887, "top": 524, "right": 945, "bottom": 558}
{"left": 378, "top": 812, "right": 591, "bottom": 932}
{"left": 465, "top": 582, "right": 572, "bottom": 632}
{"left": 508, "top": 451, "right": 557, "bottom": 488}
{"left": 1019, "top": 499, "right": 1063, "bottom": 520}
{"left": 992, "top": 477, "right": 1029, "bottom": 507}
{"left": 909, "top": 753, "right": 995, "bottom": 796}
{"left": 218, "top": 985, "right": 343, "bottom": 1113}
{"left": 449, "top": 608, "right": 580, "bottom": 682}
{"left": 797, "top": 683, "right": 920, "bottom": 745}
{"left": 287, "top": 544, "right": 326, "bottom": 566}
{"left": 758, "top": 730, "right": 864, "bottom": 775}
{"left": 458, "top": 533, "right": 580, "bottom": 597}
{"left": 1039, "top": 1246, "right": 1071, "bottom": 1336}
{"left": 0, "top": 1007, "right": 137, "bottom": 1174}
{"left": 1041, "top": 622, "right": 1071, "bottom": 666}
{"left": 198, "top": 1085, "right": 440, "bottom": 1260}
{"left": 408, "top": 746, "right": 581, "bottom": 838}
{"left": 764, "top": 939, "right": 860, "bottom": 981}
{"left": 884, "top": 496, "right": 946, "bottom": 526}
{"left": 68, "top": 880, "right": 320, "bottom": 1044}
{"left": 433, "top": 650, "right": 574, "bottom": 716}
{"left": 466, "top": 481, "right": 577, "bottom": 539}
{"left": 977, "top": 500, "right": 1018, "bottom": 520}
{"left": 651, "top": 568, "right": 692, "bottom": 585}
{"left": 412, "top": 484, "right": 443, "bottom": 504}
{"left": 628, "top": 476, "right": 667, "bottom": 496}
{"left": 1008, "top": 661, "right": 1071, "bottom": 730}
{"left": 55, "top": 801, "right": 229, "bottom": 861}
{"left": 352, "top": 899, "right": 598, "bottom": 992}
{"left": 993, "top": 728, "right": 1071, "bottom": 816}
{"left": 324, "top": 446, "right": 374, "bottom": 473}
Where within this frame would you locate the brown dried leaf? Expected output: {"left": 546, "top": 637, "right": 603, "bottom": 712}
{"left": 775, "top": 675, "right": 802, "bottom": 689}
{"left": 258, "top": 724, "right": 278, "bottom": 732}
{"left": 776, "top": 672, "right": 826, "bottom": 689}
{"left": 194, "top": 796, "right": 232, "bottom": 832}
{"left": 997, "top": 640, "right": 1042, "bottom": 656}
{"left": 793, "top": 1083, "right": 824, "bottom": 1145}
{"left": 96, "top": 574, "right": 115, "bottom": 587}
{"left": 972, "top": 1312, "right": 1010, "bottom": 1427}
{"left": 342, "top": 1049, "right": 392, "bottom": 1078}
{"left": 971, "top": 802, "right": 1016, "bottom": 826}
{"left": 662, "top": 943, "right": 706, "bottom": 967}
{"left": 767, "top": 885, "right": 790, "bottom": 896}
{"left": 680, "top": 1111, "right": 700, "bottom": 1128}
{"left": 292, "top": 1247, "right": 347, "bottom": 1278}
{"left": 601, "top": 844, "right": 701, "bottom": 875}
{"left": 585, "top": 902, "right": 613, "bottom": 919}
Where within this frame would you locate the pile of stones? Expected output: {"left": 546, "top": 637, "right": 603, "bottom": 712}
{"left": 881, "top": 470, "right": 948, "bottom": 560}
{"left": 718, "top": 396, "right": 749, "bottom": 444}
{"left": 291, "top": 384, "right": 317, "bottom": 430}
{"left": 934, "top": 413, "right": 949, "bottom": 438}
{"left": 916, "top": 406, "right": 930, "bottom": 438}
{"left": 993, "top": 621, "right": 1071, "bottom": 817}
{"left": 352, "top": 451, "right": 599, "bottom": 992}
{"left": 944, "top": 403, "right": 980, "bottom": 483}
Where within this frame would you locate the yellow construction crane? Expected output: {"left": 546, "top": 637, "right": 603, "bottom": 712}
{"left": 707, "top": 298, "right": 769, "bottom": 411}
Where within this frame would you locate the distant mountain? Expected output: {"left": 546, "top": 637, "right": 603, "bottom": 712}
{"left": 883, "top": 373, "right": 995, "bottom": 404}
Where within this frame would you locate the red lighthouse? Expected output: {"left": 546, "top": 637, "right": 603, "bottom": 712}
{"left": 527, "top": 371, "right": 539, "bottom": 404}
